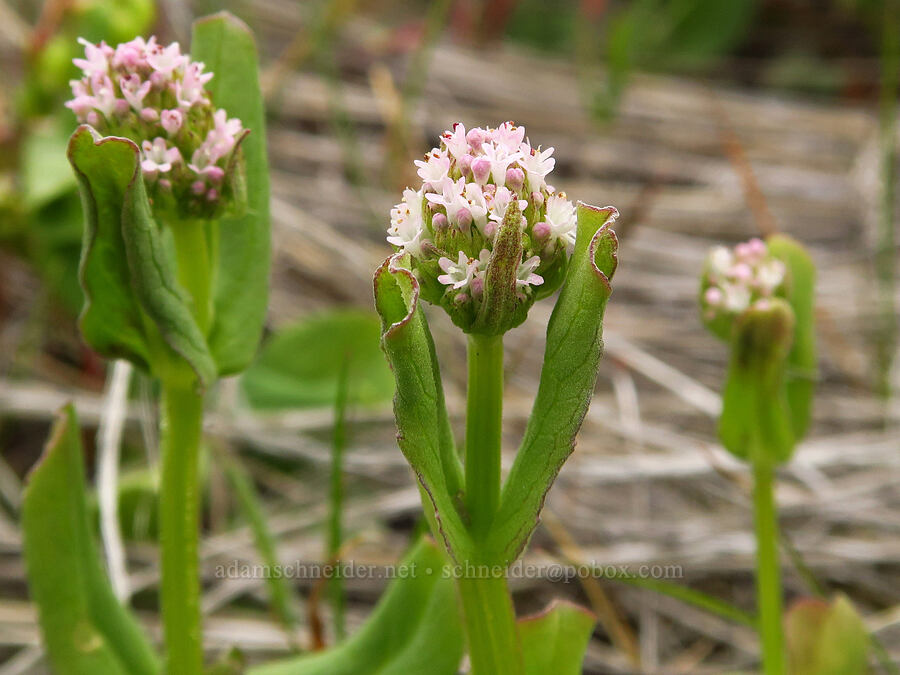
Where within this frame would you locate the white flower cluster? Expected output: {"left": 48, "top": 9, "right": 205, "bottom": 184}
{"left": 66, "top": 37, "right": 245, "bottom": 219}
{"left": 387, "top": 122, "right": 576, "bottom": 306}
{"left": 702, "top": 238, "right": 786, "bottom": 319}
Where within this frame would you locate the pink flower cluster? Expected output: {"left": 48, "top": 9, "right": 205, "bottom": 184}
{"left": 702, "top": 238, "right": 787, "bottom": 319}
{"left": 66, "top": 37, "right": 245, "bottom": 218}
{"left": 387, "top": 122, "right": 576, "bottom": 306}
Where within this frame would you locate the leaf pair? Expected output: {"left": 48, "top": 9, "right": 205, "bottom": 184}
{"left": 69, "top": 12, "right": 269, "bottom": 388}
{"left": 374, "top": 202, "right": 618, "bottom": 565}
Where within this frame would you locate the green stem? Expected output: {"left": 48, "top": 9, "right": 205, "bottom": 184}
{"left": 159, "top": 384, "right": 205, "bottom": 674}
{"left": 459, "top": 334, "right": 522, "bottom": 674}
{"left": 465, "top": 334, "right": 504, "bottom": 537}
{"left": 457, "top": 573, "right": 523, "bottom": 675}
{"left": 753, "top": 461, "right": 785, "bottom": 675}
{"left": 171, "top": 219, "right": 212, "bottom": 334}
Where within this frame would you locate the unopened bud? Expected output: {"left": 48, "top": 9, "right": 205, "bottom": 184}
{"left": 456, "top": 207, "right": 473, "bottom": 231}
{"left": 532, "top": 221, "right": 550, "bottom": 240}
{"left": 506, "top": 167, "right": 525, "bottom": 191}
{"left": 466, "top": 127, "right": 486, "bottom": 150}
{"left": 432, "top": 212, "right": 448, "bottom": 231}
{"left": 458, "top": 153, "right": 474, "bottom": 177}
{"left": 472, "top": 157, "right": 491, "bottom": 184}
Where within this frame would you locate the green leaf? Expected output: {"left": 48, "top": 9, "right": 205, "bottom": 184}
{"left": 69, "top": 127, "right": 153, "bottom": 371}
{"left": 374, "top": 255, "right": 470, "bottom": 559}
{"left": 489, "top": 203, "right": 618, "bottom": 565}
{"left": 191, "top": 12, "right": 271, "bottom": 377}
{"left": 241, "top": 310, "right": 394, "bottom": 410}
{"left": 786, "top": 595, "right": 870, "bottom": 675}
{"left": 68, "top": 125, "right": 217, "bottom": 387}
{"left": 767, "top": 234, "right": 817, "bottom": 441}
{"left": 517, "top": 600, "right": 596, "bottom": 675}
{"left": 22, "top": 405, "right": 160, "bottom": 675}
{"left": 719, "top": 298, "right": 796, "bottom": 464}
{"left": 249, "top": 538, "right": 464, "bottom": 675}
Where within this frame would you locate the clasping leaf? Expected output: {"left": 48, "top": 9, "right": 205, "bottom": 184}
{"left": 374, "top": 254, "right": 471, "bottom": 559}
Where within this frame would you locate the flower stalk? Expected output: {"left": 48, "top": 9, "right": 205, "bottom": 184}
{"left": 753, "top": 460, "right": 785, "bottom": 675}
{"left": 457, "top": 573, "right": 523, "bottom": 675}
{"left": 159, "top": 384, "right": 205, "bottom": 675}
{"left": 465, "top": 334, "right": 504, "bottom": 537}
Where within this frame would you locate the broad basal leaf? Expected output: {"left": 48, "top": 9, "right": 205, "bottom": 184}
{"left": 22, "top": 405, "right": 159, "bottom": 675}
{"left": 518, "top": 600, "right": 596, "bottom": 675}
{"left": 241, "top": 309, "right": 394, "bottom": 410}
{"left": 489, "top": 203, "right": 617, "bottom": 565}
{"left": 191, "top": 12, "right": 271, "bottom": 377}
{"left": 249, "top": 538, "right": 464, "bottom": 675}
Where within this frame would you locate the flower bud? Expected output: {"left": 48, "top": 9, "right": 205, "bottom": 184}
{"left": 385, "top": 123, "right": 580, "bottom": 334}
{"left": 65, "top": 36, "right": 247, "bottom": 222}
{"left": 471, "top": 157, "right": 491, "bottom": 185}
{"left": 505, "top": 167, "right": 525, "bottom": 191}
{"left": 432, "top": 212, "right": 448, "bottom": 232}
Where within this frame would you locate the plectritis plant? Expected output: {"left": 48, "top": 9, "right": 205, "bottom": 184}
{"left": 700, "top": 234, "right": 817, "bottom": 675}
{"left": 386, "top": 122, "right": 591, "bottom": 334}
{"left": 66, "top": 36, "right": 247, "bottom": 220}
{"left": 377, "top": 122, "right": 619, "bottom": 674}
{"left": 21, "top": 14, "right": 269, "bottom": 675}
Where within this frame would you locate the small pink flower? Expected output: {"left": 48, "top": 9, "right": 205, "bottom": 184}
{"left": 161, "top": 109, "right": 183, "bottom": 135}
{"left": 119, "top": 74, "right": 152, "bottom": 111}
{"left": 73, "top": 38, "right": 112, "bottom": 78}
{"left": 176, "top": 62, "right": 213, "bottom": 108}
{"left": 141, "top": 137, "right": 181, "bottom": 175}
{"left": 147, "top": 41, "right": 187, "bottom": 76}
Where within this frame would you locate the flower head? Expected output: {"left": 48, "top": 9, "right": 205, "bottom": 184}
{"left": 65, "top": 36, "right": 247, "bottom": 220}
{"left": 700, "top": 237, "right": 789, "bottom": 338}
{"left": 385, "top": 122, "right": 595, "bottom": 334}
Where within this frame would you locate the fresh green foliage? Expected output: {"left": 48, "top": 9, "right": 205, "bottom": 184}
{"left": 785, "top": 595, "right": 870, "bottom": 675}
{"left": 250, "top": 538, "right": 465, "bottom": 675}
{"left": 374, "top": 259, "right": 470, "bottom": 559}
{"left": 192, "top": 13, "right": 271, "bottom": 376}
{"left": 22, "top": 405, "right": 159, "bottom": 675}
{"left": 518, "top": 601, "right": 596, "bottom": 675}
{"left": 488, "top": 203, "right": 618, "bottom": 564}
{"left": 241, "top": 310, "right": 394, "bottom": 410}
